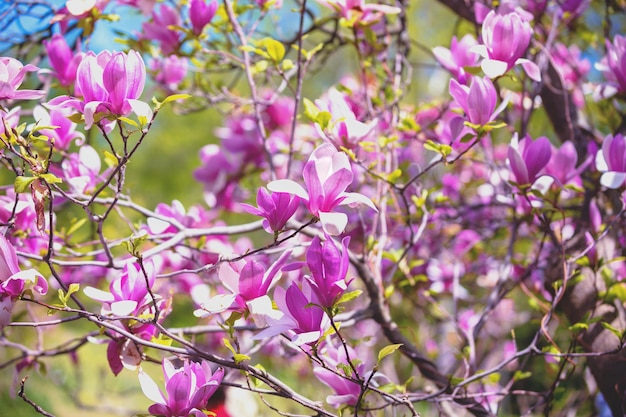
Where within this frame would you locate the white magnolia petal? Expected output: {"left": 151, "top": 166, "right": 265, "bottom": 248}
{"left": 252, "top": 322, "right": 291, "bottom": 340}
{"left": 341, "top": 192, "right": 378, "bottom": 211}
{"left": 110, "top": 300, "right": 138, "bottom": 316}
{"left": 481, "top": 59, "right": 508, "bottom": 79}
{"left": 292, "top": 331, "right": 322, "bottom": 346}
{"left": 195, "top": 293, "right": 236, "bottom": 316}
{"left": 138, "top": 369, "right": 166, "bottom": 404}
{"left": 267, "top": 179, "right": 309, "bottom": 200}
{"left": 83, "top": 286, "right": 115, "bottom": 302}
{"left": 319, "top": 211, "right": 348, "bottom": 236}
{"left": 128, "top": 99, "right": 154, "bottom": 122}
{"left": 247, "top": 296, "right": 281, "bottom": 320}
{"left": 146, "top": 217, "right": 172, "bottom": 235}
{"left": 120, "top": 340, "right": 142, "bottom": 370}
{"left": 595, "top": 149, "right": 608, "bottom": 171}
{"left": 469, "top": 44, "right": 489, "bottom": 59}
{"left": 601, "top": 172, "right": 626, "bottom": 189}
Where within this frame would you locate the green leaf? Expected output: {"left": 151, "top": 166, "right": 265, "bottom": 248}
{"left": 513, "top": 370, "right": 532, "bottom": 381}
{"left": 601, "top": 321, "right": 623, "bottom": 339}
{"left": 317, "top": 111, "right": 332, "bottom": 130}
{"left": 377, "top": 344, "right": 403, "bottom": 362}
{"left": 223, "top": 338, "right": 250, "bottom": 363}
{"left": 118, "top": 116, "right": 139, "bottom": 128}
{"left": 14, "top": 176, "right": 35, "bottom": 193}
{"left": 155, "top": 94, "right": 192, "bottom": 111}
{"left": 39, "top": 173, "right": 63, "bottom": 184}
{"left": 281, "top": 59, "right": 294, "bottom": 71}
{"left": 104, "top": 151, "right": 119, "bottom": 168}
{"left": 260, "top": 38, "right": 285, "bottom": 63}
{"left": 240, "top": 45, "right": 269, "bottom": 59}
{"left": 66, "top": 217, "right": 87, "bottom": 237}
{"left": 568, "top": 322, "right": 589, "bottom": 332}
{"left": 336, "top": 289, "right": 362, "bottom": 305}
{"left": 303, "top": 98, "right": 319, "bottom": 122}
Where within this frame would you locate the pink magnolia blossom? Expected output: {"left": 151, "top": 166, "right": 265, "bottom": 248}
{"left": 84, "top": 259, "right": 161, "bottom": 317}
{"left": 58, "top": 145, "right": 105, "bottom": 194}
{"left": 596, "top": 35, "right": 626, "bottom": 99}
{"left": 596, "top": 133, "right": 626, "bottom": 189}
{"left": 241, "top": 187, "right": 300, "bottom": 234}
{"left": 194, "top": 250, "right": 291, "bottom": 317}
{"left": 142, "top": 4, "right": 182, "bottom": 55}
{"left": 0, "top": 57, "right": 45, "bottom": 101}
{"left": 315, "top": 88, "right": 377, "bottom": 149}
{"left": 449, "top": 76, "right": 504, "bottom": 126}
{"left": 43, "top": 34, "right": 84, "bottom": 88}
{"left": 313, "top": 340, "right": 386, "bottom": 408}
{"left": 139, "top": 359, "right": 224, "bottom": 417}
{"left": 189, "top": 0, "right": 218, "bottom": 35}
{"left": 472, "top": 10, "right": 541, "bottom": 81}
{"left": 507, "top": 134, "right": 552, "bottom": 186}
{"left": 254, "top": 280, "right": 331, "bottom": 346}
{"left": 0, "top": 105, "right": 21, "bottom": 137}
{"left": 268, "top": 143, "right": 377, "bottom": 235}
{"left": 305, "top": 235, "right": 352, "bottom": 308}
{"left": 432, "top": 34, "right": 479, "bottom": 85}
{"left": 145, "top": 200, "right": 207, "bottom": 235}
{"left": 47, "top": 50, "right": 148, "bottom": 130}
{"left": 545, "top": 140, "right": 590, "bottom": 187}
{"left": 33, "top": 105, "right": 84, "bottom": 150}
{"left": 0, "top": 235, "right": 47, "bottom": 330}
{"left": 558, "top": 0, "right": 590, "bottom": 17}
{"left": 550, "top": 43, "right": 590, "bottom": 108}
{"left": 151, "top": 55, "right": 188, "bottom": 89}
{"left": 0, "top": 190, "right": 49, "bottom": 255}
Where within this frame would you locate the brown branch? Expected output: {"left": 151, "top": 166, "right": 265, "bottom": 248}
{"left": 19, "top": 377, "right": 56, "bottom": 417}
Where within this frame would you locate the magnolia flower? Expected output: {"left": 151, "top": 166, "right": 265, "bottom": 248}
{"left": 545, "top": 140, "right": 590, "bottom": 187}
{"left": 313, "top": 341, "right": 385, "bottom": 408}
{"left": 47, "top": 50, "right": 149, "bottom": 130}
{"left": 241, "top": 187, "right": 300, "bottom": 234}
{"left": 268, "top": 143, "right": 377, "bottom": 235}
{"left": 432, "top": 34, "right": 479, "bottom": 85}
{"left": 0, "top": 57, "right": 45, "bottom": 101}
{"left": 189, "top": 0, "right": 218, "bottom": 35}
{"left": 472, "top": 10, "right": 541, "bottom": 81}
{"left": 33, "top": 105, "right": 84, "bottom": 150}
{"left": 194, "top": 250, "right": 291, "bottom": 317}
{"left": 305, "top": 235, "right": 351, "bottom": 308}
{"left": 596, "top": 133, "right": 626, "bottom": 189}
{"left": 84, "top": 259, "right": 160, "bottom": 317}
{"left": 507, "top": 134, "right": 552, "bottom": 186}
{"left": 595, "top": 35, "right": 626, "bottom": 99}
{"left": 0, "top": 235, "right": 47, "bottom": 329}
{"left": 142, "top": 4, "right": 182, "bottom": 54}
{"left": 139, "top": 359, "right": 224, "bottom": 417}
{"left": 254, "top": 280, "right": 331, "bottom": 346}
{"left": 315, "top": 88, "right": 377, "bottom": 149}
{"left": 151, "top": 55, "right": 188, "bottom": 89}
{"left": 58, "top": 146, "right": 105, "bottom": 195}
{"left": 449, "top": 76, "right": 505, "bottom": 126}
{"left": 43, "top": 34, "right": 83, "bottom": 88}
{"left": 146, "top": 200, "right": 206, "bottom": 235}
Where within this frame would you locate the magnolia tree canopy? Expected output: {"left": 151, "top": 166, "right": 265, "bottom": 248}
{"left": 1, "top": 0, "right": 626, "bottom": 416}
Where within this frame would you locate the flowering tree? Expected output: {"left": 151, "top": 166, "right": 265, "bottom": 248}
{"left": 1, "top": 0, "right": 626, "bottom": 416}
